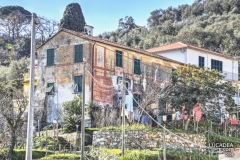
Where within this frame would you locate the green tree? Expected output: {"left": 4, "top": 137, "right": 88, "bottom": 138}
{"left": 0, "top": 58, "right": 29, "bottom": 160}
{"left": 0, "top": 6, "right": 31, "bottom": 41}
{"left": 165, "top": 64, "right": 236, "bottom": 130}
{"left": 62, "top": 95, "right": 82, "bottom": 131}
{"left": 59, "top": 3, "right": 86, "bottom": 32}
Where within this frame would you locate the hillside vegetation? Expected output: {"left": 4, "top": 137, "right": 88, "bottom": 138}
{"left": 99, "top": 0, "right": 240, "bottom": 56}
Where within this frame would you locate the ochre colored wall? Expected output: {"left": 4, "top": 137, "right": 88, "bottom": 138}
{"left": 92, "top": 42, "right": 183, "bottom": 106}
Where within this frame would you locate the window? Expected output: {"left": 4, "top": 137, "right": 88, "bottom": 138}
{"left": 134, "top": 59, "right": 141, "bottom": 75}
{"left": 211, "top": 59, "right": 222, "bottom": 72}
{"left": 74, "top": 76, "right": 83, "bottom": 93}
{"left": 199, "top": 56, "right": 205, "bottom": 68}
{"left": 46, "top": 83, "right": 54, "bottom": 95}
{"left": 116, "top": 50, "right": 122, "bottom": 67}
{"left": 133, "top": 94, "right": 141, "bottom": 107}
{"left": 75, "top": 44, "right": 83, "bottom": 62}
{"left": 47, "top": 49, "right": 54, "bottom": 66}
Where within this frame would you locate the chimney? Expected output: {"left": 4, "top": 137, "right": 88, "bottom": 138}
{"left": 84, "top": 24, "right": 94, "bottom": 36}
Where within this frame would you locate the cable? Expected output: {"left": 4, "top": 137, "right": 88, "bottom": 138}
{"left": 86, "top": 70, "right": 114, "bottom": 89}
{"left": 30, "top": 12, "right": 237, "bottom": 98}
{"left": 124, "top": 85, "right": 218, "bottom": 150}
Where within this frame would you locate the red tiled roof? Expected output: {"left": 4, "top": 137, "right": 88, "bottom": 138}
{"left": 146, "top": 42, "right": 187, "bottom": 52}
{"left": 37, "top": 29, "right": 184, "bottom": 65}
{"left": 146, "top": 42, "right": 235, "bottom": 60}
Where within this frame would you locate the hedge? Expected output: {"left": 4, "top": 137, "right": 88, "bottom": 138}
{"left": 0, "top": 149, "right": 53, "bottom": 160}
{"left": 40, "top": 153, "right": 80, "bottom": 160}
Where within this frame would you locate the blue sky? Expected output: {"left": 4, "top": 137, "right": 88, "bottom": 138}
{"left": 1, "top": 0, "right": 195, "bottom": 36}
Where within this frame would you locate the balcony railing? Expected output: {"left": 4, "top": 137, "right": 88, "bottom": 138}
{"left": 192, "top": 64, "right": 238, "bottom": 81}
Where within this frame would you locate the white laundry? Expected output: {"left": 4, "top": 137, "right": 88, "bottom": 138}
{"left": 154, "top": 67, "right": 158, "bottom": 82}
{"left": 142, "top": 78, "right": 146, "bottom": 91}
{"left": 126, "top": 91, "right": 133, "bottom": 112}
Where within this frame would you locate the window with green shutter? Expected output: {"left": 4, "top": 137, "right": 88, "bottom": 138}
{"left": 47, "top": 49, "right": 54, "bottom": 66}
{"left": 199, "top": 56, "right": 205, "bottom": 68}
{"left": 116, "top": 50, "right": 122, "bottom": 67}
{"left": 134, "top": 59, "right": 141, "bottom": 75}
{"left": 46, "top": 83, "right": 54, "bottom": 95}
{"left": 211, "top": 59, "right": 222, "bottom": 72}
{"left": 75, "top": 44, "right": 83, "bottom": 62}
{"left": 74, "top": 76, "right": 83, "bottom": 93}
{"left": 133, "top": 94, "right": 141, "bottom": 107}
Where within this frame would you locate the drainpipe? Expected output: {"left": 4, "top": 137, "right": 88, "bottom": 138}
{"left": 91, "top": 42, "right": 96, "bottom": 102}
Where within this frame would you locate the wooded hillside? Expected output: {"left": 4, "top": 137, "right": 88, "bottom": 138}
{"left": 99, "top": 0, "right": 240, "bottom": 56}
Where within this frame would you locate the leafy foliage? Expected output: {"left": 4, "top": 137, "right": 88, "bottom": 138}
{"left": 166, "top": 64, "right": 236, "bottom": 112}
{"left": 0, "top": 149, "right": 52, "bottom": 160}
{"left": 99, "top": 0, "right": 240, "bottom": 56}
{"left": 59, "top": 3, "right": 86, "bottom": 32}
{"left": 62, "top": 94, "right": 82, "bottom": 131}
{"left": 92, "top": 148, "right": 218, "bottom": 160}
{"left": 40, "top": 153, "right": 80, "bottom": 160}
{"left": 0, "top": 58, "right": 29, "bottom": 159}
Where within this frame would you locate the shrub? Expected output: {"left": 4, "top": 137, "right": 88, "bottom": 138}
{"left": 0, "top": 149, "right": 53, "bottom": 160}
{"left": 40, "top": 153, "right": 80, "bottom": 160}
{"left": 34, "top": 136, "right": 60, "bottom": 150}
{"left": 97, "top": 148, "right": 218, "bottom": 160}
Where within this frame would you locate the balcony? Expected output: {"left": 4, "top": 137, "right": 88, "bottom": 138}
{"left": 192, "top": 64, "right": 238, "bottom": 82}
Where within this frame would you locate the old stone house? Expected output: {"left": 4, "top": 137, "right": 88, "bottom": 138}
{"left": 35, "top": 29, "right": 184, "bottom": 125}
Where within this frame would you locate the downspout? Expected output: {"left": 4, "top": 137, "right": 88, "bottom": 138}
{"left": 91, "top": 41, "right": 96, "bottom": 102}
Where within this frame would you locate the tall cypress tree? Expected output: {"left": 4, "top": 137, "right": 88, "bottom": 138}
{"left": 59, "top": 3, "right": 86, "bottom": 32}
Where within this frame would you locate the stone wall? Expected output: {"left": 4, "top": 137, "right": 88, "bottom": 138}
{"left": 92, "top": 130, "right": 206, "bottom": 152}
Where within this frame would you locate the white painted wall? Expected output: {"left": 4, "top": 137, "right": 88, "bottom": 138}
{"left": 156, "top": 48, "right": 238, "bottom": 81}
{"left": 186, "top": 48, "right": 238, "bottom": 81}
{"left": 36, "top": 32, "right": 92, "bottom": 124}
{"left": 157, "top": 50, "right": 186, "bottom": 64}
{"left": 84, "top": 25, "right": 94, "bottom": 36}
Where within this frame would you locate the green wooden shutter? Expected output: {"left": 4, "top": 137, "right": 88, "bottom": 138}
{"left": 116, "top": 50, "right": 122, "bottom": 67}
{"left": 47, "top": 49, "right": 54, "bottom": 66}
{"left": 134, "top": 59, "right": 141, "bottom": 75}
{"left": 47, "top": 83, "right": 54, "bottom": 95}
{"left": 74, "top": 76, "right": 82, "bottom": 92}
{"left": 75, "top": 44, "right": 83, "bottom": 62}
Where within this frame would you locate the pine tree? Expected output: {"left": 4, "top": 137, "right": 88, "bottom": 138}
{"left": 59, "top": 3, "right": 86, "bottom": 32}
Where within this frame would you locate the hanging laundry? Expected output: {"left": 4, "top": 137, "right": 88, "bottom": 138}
{"left": 162, "top": 115, "right": 167, "bottom": 122}
{"left": 152, "top": 115, "right": 158, "bottom": 127}
{"left": 134, "top": 109, "right": 139, "bottom": 121}
{"left": 172, "top": 112, "right": 176, "bottom": 120}
{"left": 157, "top": 116, "right": 163, "bottom": 125}
{"left": 126, "top": 90, "right": 134, "bottom": 122}
{"left": 141, "top": 115, "right": 147, "bottom": 124}
{"left": 183, "top": 111, "right": 188, "bottom": 120}
{"left": 232, "top": 114, "right": 237, "bottom": 120}
{"left": 146, "top": 115, "right": 152, "bottom": 125}
{"left": 167, "top": 114, "right": 172, "bottom": 121}
{"left": 142, "top": 78, "right": 146, "bottom": 92}
{"left": 142, "top": 65, "right": 147, "bottom": 91}
{"left": 193, "top": 103, "right": 202, "bottom": 122}
{"left": 154, "top": 67, "right": 158, "bottom": 82}
{"left": 176, "top": 111, "right": 181, "bottom": 120}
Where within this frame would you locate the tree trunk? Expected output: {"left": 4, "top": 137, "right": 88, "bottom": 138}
{"left": 184, "top": 118, "right": 191, "bottom": 130}
{"left": 7, "top": 129, "right": 16, "bottom": 160}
